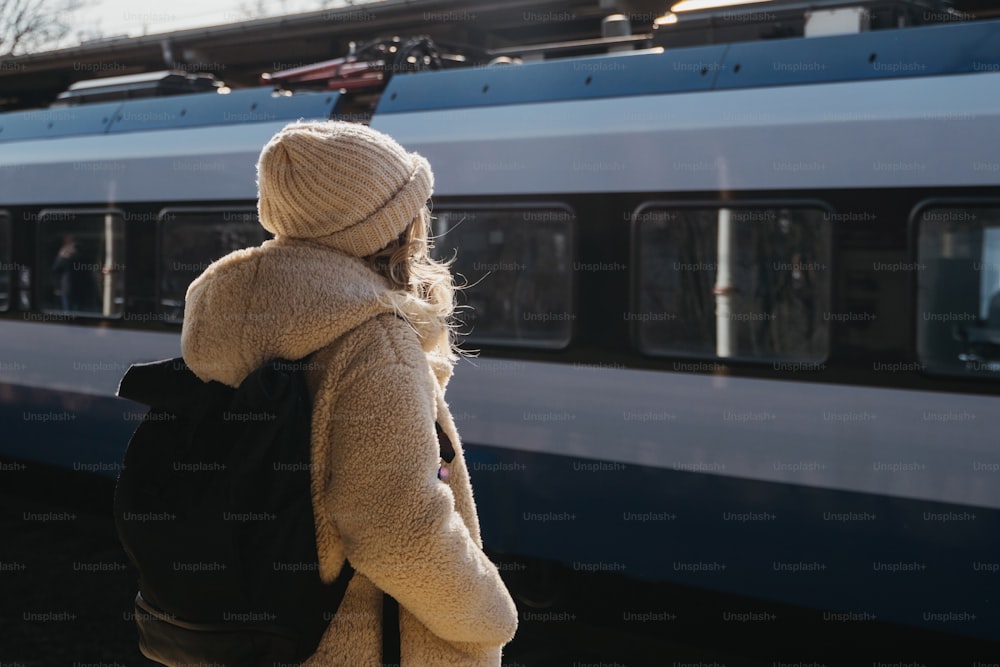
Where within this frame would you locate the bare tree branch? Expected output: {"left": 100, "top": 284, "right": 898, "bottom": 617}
{"left": 0, "top": 0, "right": 84, "bottom": 55}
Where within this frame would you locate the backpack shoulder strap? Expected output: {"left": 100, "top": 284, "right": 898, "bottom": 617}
{"left": 382, "top": 591, "right": 400, "bottom": 665}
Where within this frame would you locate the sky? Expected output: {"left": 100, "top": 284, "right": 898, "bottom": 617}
{"left": 70, "top": 0, "right": 365, "bottom": 42}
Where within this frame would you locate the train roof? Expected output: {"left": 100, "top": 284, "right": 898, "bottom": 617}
{"left": 377, "top": 18, "right": 1000, "bottom": 114}
{"left": 0, "top": 13, "right": 997, "bottom": 145}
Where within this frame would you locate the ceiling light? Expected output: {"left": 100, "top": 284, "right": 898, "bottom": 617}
{"left": 671, "top": 0, "right": 773, "bottom": 12}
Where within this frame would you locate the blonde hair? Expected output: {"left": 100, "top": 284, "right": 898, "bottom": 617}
{"left": 365, "top": 207, "right": 459, "bottom": 361}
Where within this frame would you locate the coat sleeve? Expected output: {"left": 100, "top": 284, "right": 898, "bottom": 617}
{"left": 322, "top": 320, "right": 518, "bottom": 646}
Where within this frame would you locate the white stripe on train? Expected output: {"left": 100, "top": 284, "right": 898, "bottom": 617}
{"left": 2, "top": 319, "right": 997, "bottom": 511}
{"left": 374, "top": 70, "right": 1000, "bottom": 195}
{"left": 2, "top": 72, "right": 1000, "bottom": 205}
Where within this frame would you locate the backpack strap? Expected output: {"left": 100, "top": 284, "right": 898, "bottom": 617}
{"left": 382, "top": 592, "right": 400, "bottom": 666}
{"left": 435, "top": 422, "right": 455, "bottom": 464}
{"left": 372, "top": 425, "right": 447, "bottom": 665}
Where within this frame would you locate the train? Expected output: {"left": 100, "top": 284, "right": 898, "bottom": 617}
{"left": 2, "top": 0, "right": 999, "bottom": 662}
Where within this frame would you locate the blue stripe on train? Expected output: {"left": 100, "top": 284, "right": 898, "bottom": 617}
{"left": 462, "top": 442, "right": 1000, "bottom": 642}
{"left": 0, "top": 88, "right": 338, "bottom": 143}
{"left": 376, "top": 19, "right": 1000, "bottom": 114}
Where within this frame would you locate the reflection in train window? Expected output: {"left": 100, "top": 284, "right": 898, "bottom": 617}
{"left": 158, "top": 209, "right": 268, "bottom": 322}
{"left": 0, "top": 212, "right": 9, "bottom": 311}
{"left": 634, "top": 205, "right": 831, "bottom": 362}
{"left": 917, "top": 206, "right": 1000, "bottom": 378}
{"left": 37, "top": 210, "right": 126, "bottom": 318}
{"left": 431, "top": 207, "right": 574, "bottom": 348}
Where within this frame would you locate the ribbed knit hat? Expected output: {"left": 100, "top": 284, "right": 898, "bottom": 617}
{"left": 256, "top": 120, "right": 433, "bottom": 257}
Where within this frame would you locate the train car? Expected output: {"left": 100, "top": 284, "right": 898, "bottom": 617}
{"left": 1, "top": 1, "right": 999, "bottom": 663}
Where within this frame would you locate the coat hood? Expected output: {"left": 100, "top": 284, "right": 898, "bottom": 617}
{"left": 181, "top": 238, "right": 398, "bottom": 387}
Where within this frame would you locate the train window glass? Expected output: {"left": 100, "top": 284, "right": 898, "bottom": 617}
{"left": 634, "top": 205, "right": 831, "bottom": 362}
{"left": 37, "top": 210, "right": 126, "bottom": 318}
{"left": 917, "top": 206, "right": 1000, "bottom": 378}
{"left": 430, "top": 207, "right": 574, "bottom": 348}
{"left": 0, "top": 212, "right": 10, "bottom": 311}
{"left": 158, "top": 209, "right": 268, "bottom": 322}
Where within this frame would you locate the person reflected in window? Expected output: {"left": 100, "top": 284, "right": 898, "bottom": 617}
{"left": 52, "top": 234, "right": 101, "bottom": 312}
{"left": 987, "top": 289, "right": 1000, "bottom": 331}
{"left": 52, "top": 234, "right": 78, "bottom": 311}
{"left": 51, "top": 234, "right": 101, "bottom": 312}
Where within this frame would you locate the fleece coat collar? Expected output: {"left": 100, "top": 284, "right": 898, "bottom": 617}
{"left": 181, "top": 237, "right": 395, "bottom": 387}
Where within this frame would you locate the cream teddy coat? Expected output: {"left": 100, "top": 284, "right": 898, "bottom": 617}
{"left": 180, "top": 237, "right": 519, "bottom": 666}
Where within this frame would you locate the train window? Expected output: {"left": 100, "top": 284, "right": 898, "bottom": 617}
{"left": 917, "top": 206, "right": 1000, "bottom": 378}
{"left": 37, "top": 210, "right": 126, "bottom": 318}
{"left": 158, "top": 208, "right": 268, "bottom": 322}
{"left": 634, "top": 205, "right": 831, "bottom": 362}
{"left": 0, "top": 212, "right": 10, "bottom": 311}
{"left": 430, "top": 206, "right": 574, "bottom": 348}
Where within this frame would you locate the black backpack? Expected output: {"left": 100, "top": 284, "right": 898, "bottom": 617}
{"left": 114, "top": 356, "right": 399, "bottom": 666}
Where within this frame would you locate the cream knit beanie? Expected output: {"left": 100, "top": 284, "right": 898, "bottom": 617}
{"left": 256, "top": 120, "right": 433, "bottom": 257}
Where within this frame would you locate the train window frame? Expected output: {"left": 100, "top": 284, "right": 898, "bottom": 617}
{"left": 0, "top": 211, "right": 10, "bottom": 312}
{"left": 911, "top": 198, "right": 1000, "bottom": 380}
{"left": 429, "top": 201, "right": 577, "bottom": 350}
{"left": 36, "top": 208, "right": 127, "bottom": 320}
{"left": 156, "top": 206, "right": 266, "bottom": 324}
{"left": 629, "top": 199, "right": 834, "bottom": 364}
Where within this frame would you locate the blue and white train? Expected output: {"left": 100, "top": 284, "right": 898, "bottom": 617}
{"left": 1, "top": 4, "right": 999, "bottom": 663}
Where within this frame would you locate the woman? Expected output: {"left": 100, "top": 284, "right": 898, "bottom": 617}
{"left": 180, "top": 121, "right": 518, "bottom": 665}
